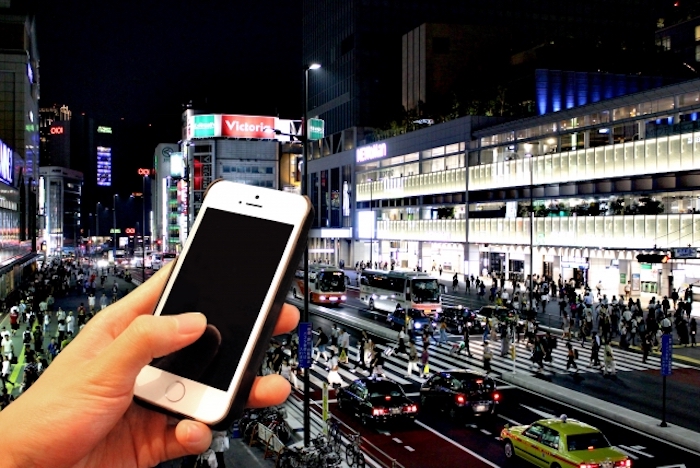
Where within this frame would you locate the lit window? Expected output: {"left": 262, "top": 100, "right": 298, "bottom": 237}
{"left": 695, "top": 26, "right": 700, "bottom": 41}
{"left": 656, "top": 35, "right": 671, "bottom": 51}
{"left": 696, "top": 45, "right": 700, "bottom": 62}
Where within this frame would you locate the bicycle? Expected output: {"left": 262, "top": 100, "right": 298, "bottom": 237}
{"left": 345, "top": 433, "right": 365, "bottom": 468}
{"left": 326, "top": 419, "right": 342, "bottom": 452}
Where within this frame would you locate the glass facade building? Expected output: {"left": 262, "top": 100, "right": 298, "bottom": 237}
{"left": 308, "top": 78, "right": 700, "bottom": 299}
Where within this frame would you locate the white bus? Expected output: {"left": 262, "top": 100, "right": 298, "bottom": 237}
{"left": 292, "top": 264, "right": 347, "bottom": 306}
{"left": 359, "top": 270, "right": 442, "bottom": 315}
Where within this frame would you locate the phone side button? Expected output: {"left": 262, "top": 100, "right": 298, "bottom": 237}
{"left": 165, "top": 381, "right": 186, "bottom": 402}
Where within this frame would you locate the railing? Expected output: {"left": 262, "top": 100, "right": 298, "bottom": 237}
{"left": 471, "top": 132, "right": 700, "bottom": 191}
{"left": 373, "top": 213, "right": 700, "bottom": 248}
{"left": 356, "top": 168, "right": 466, "bottom": 201}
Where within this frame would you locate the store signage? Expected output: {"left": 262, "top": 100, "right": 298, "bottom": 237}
{"left": 672, "top": 247, "right": 697, "bottom": 259}
{"left": 170, "top": 152, "right": 185, "bottom": 179}
{"left": 125, "top": 228, "right": 136, "bottom": 235}
{"left": 221, "top": 114, "right": 276, "bottom": 139}
{"left": 356, "top": 143, "right": 387, "bottom": 163}
{"left": 109, "top": 228, "right": 121, "bottom": 234}
{"left": 0, "top": 139, "right": 13, "bottom": 186}
{"left": 97, "top": 146, "right": 112, "bottom": 187}
{"left": 661, "top": 333, "right": 672, "bottom": 376}
{"left": 50, "top": 126, "right": 64, "bottom": 135}
{"left": 97, "top": 126, "right": 112, "bottom": 134}
{"left": 137, "top": 168, "right": 151, "bottom": 176}
{"left": 191, "top": 115, "right": 216, "bottom": 138}
{"left": 27, "top": 62, "right": 34, "bottom": 84}
{"left": 308, "top": 118, "right": 324, "bottom": 141}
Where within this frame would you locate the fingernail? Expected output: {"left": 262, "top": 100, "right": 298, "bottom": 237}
{"left": 173, "top": 313, "right": 206, "bottom": 335}
{"left": 185, "top": 421, "right": 210, "bottom": 445}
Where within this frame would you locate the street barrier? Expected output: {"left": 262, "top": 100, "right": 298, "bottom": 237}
{"left": 253, "top": 422, "right": 286, "bottom": 461}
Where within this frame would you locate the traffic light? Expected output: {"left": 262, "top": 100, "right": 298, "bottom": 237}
{"left": 636, "top": 254, "right": 669, "bottom": 264}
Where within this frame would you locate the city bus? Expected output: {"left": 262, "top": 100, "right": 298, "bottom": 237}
{"left": 359, "top": 269, "right": 442, "bottom": 316}
{"left": 292, "top": 264, "right": 347, "bottom": 306}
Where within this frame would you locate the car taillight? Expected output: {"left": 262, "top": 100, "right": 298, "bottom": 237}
{"left": 403, "top": 404, "right": 418, "bottom": 413}
{"left": 493, "top": 392, "right": 500, "bottom": 401}
{"left": 372, "top": 408, "right": 387, "bottom": 416}
{"left": 579, "top": 464, "right": 598, "bottom": 468}
{"left": 614, "top": 461, "right": 631, "bottom": 468}
{"left": 455, "top": 394, "right": 466, "bottom": 404}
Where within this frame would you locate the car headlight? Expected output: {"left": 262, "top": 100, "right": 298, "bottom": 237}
{"left": 319, "top": 296, "right": 326, "bottom": 301}
{"left": 341, "top": 295, "right": 347, "bottom": 301}
{"left": 415, "top": 323, "right": 422, "bottom": 329}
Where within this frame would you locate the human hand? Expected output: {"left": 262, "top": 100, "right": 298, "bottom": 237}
{"left": 0, "top": 263, "right": 300, "bottom": 468}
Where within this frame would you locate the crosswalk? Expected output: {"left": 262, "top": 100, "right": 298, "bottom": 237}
{"left": 292, "top": 336, "right": 691, "bottom": 394}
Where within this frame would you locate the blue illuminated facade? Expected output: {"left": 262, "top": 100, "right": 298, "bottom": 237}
{"left": 535, "top": 70, "right": 668, "bottom": 116}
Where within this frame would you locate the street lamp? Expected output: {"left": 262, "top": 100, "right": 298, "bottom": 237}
{"left": 302, "top": 61, "right": 321, "bottom": 448}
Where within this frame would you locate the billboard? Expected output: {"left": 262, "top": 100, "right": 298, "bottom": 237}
{"left": 0, "top": 139, "right": 14, "bottom": 186}
{"left": 170, "top": 152, "right": 185, "bottom": 178}
{"left": 186, "top": 114, "right": 302, "bottom": 141}
{"left": 221, "top": 114, "right": 276, "bottom": 139}
{"left": 97, "top": 146, "right": 112, "bottom": 186}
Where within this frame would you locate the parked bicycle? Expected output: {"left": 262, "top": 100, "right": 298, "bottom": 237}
{"left": 345, "top": 432, "right": 365, "bottom": 468}
{"left": 278, "top": 434, "right": 341, "bottom": 468}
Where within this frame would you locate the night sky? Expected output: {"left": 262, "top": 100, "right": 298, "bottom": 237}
{"left": 36, "top": 0, "right": 303, "bottom": 144}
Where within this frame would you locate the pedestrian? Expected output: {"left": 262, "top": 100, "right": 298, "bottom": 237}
{"left": 369, "top": 346, "right": 385, "bottom": 378}
{"left": 603, "top": 341, "right": 616, "bottom": 376}
{"left": 565, "top": 342, "right": 578, "bottom": 372}
{"left": 406, "top": 342, "right": 419, "bottom": 377}
{"left": 691, "top": 317, "right": 697, "bottom": 347}
{"left": 351, "top": 331, "right": 368, "bottom": 372}
{"left": 210, "top": 430, "right": 229, "bottom": 468}
{"left": 313, "top": 327, "right": 329, "bottom": 363}
{"left": 589, "top": 331, "right": 601, "bottom": 368}
{"left": 462, "top": 325, "right": 473, "bottom": 357}
{"left": 482, "top": 342, "right": 493, "bottom": 373}
{"left": 88, "top": 293, "right": 96, "bottom": 313}
{"left": 338, "top": 328, "right": 350, "bottom": 363}
{"left": 1, "top": 334, "right": 12, "bottom": 360}
{"left": 330, "top": 323, "right": 339, "bottom": 349}
{"left": 327, "top": 350, "right": 343, "bottom": 388}
{"left": 66, "top": 311, "right": 76, "bottom": 336}
{"left": 420, "top": 345, "right": 430, "bottom": 378}
{"left": 641, "top": 332, "right": 652, "bottom": 363}
{"left": 397, "top": 327, "right": 407, "bottom": 355}
{"left": 531, "top": 335, "right": 545, "bottom": 371}
{"left": 100, "top": 293, "right": 108, "bottom": 311}
{"left": 438, "top": 321, "right": 448, "bottom": 346}
{"left": 43, "top": 313, "right": 50, "bottom": 334}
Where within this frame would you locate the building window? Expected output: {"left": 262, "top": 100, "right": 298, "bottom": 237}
{"left": 696, "top": 45, "right": 700, "bottom": 62}
{"left": 696, "top": 25, "right": 700, "bottom": 41}
{"left": 656, "top": 35, "right": 671, "bottom": 51}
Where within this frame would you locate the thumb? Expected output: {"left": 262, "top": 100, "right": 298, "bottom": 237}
{"left": 95, "top": 313, "right": 207, "bottom": 387}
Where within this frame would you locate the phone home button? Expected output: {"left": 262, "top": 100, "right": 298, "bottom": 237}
{"left": 165, "top": 381, "right": 186, "bottom": 402}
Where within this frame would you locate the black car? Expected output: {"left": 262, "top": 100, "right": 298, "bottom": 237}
{"left": 419, "top": 370, "right": 499, "bottom": 420}
{"left": 337, "top": 378, "right": 418, "bottom": 426}
{"left": 437, "top": 306, "right": 482, "bottom": 333}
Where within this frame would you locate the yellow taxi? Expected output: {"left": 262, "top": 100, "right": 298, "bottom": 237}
{"left": 500, "top": 415, "right": 631, "bottom": 468}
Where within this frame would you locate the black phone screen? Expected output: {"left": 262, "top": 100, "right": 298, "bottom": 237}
{"left": 151, "top": 207, "right": 293, "bottom": 391}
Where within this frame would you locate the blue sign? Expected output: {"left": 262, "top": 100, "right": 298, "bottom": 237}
{"left": 298, "top": 322, "right": 313, "bottom": 369}
{"left": 661, "top": 333, "right": 673, "bottom": 377}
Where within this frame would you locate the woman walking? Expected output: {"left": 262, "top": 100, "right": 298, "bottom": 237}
{"left": 397, "top": 327, "right": 408, "bottom": 355}
{"left": 603, "top": 340, "right": 616, "bottom": 376}
{"left": 438, "top": 321, "right": 448, "bottom": 346}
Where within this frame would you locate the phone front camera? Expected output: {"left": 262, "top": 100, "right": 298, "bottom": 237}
{"left": 239, "top": 201, "right": 242, "bottom": 204}
{"left": 255, "top": 195, "right": 260, "bottom": 199}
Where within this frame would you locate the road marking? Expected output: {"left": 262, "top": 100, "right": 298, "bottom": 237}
{"left": 466, "top": 423, "right": 477, "bottom": 429}
{"left": 414, "top": 420, "right": 500, "bottom": 468}
{"left": 392, "top": 437, "right": 403, "bottom": 444}
{"left": 657, "top": 464, "right": 686, "bottom": 468}
{"left": 613, "top": 447, "right": 638, "bottom": 460}
{"left": 520, "top": 404, "right": 557, "bottom": 420}
{"left": 377, "top": 429, "right": 391, "bottom": 436}
{"left": 497, "top": 414, "right": 521, "bottom": 426}
{"left": 618, "top": 444, "right": 653, "bottom": 458}
{"left": 480, "top": 429, "right": 491, "bottom": 435}
{"left": 405, "top": 392, "right": 420, "bottom": 397}
{"left": 404, "top": 446, "right": 415, "bottom": 452}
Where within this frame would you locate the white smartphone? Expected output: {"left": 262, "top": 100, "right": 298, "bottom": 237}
{"left": 134, "top": 180, "right": 312, "bottom": 427}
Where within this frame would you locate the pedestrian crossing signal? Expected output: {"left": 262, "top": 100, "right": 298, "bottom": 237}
{"left": 636, "top": 254, "right": 669, "bottom": 264}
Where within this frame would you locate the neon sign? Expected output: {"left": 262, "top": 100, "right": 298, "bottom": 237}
{"left": 97, "top": 126, "right": 112, "bottom": 134}
{"left": 356, "top": 143, "right": 387, "bottom": 163}
{"left": 125, "top": 228, "right": 136, "bottom": 235}
{"left": 97, "top": 146, "right": 112, "bottom": 186}
{"left": 137, "top": 168, "right": 151, "bottom": 176}
{"left": 50, "top": 127, "right": 64, "bottom": 135}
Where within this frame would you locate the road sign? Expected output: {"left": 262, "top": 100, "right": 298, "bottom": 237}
{"left": 298, "top": 322, "right": 313, "bottom": 369}
{"left": 672, "top": 247, "right": 697, "bottom": 259}
{"left": 308, "top": 118, "right": 324, "bottom": 141}
{"left": 661, "top": 333, "right": 673, "bottom": 376}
